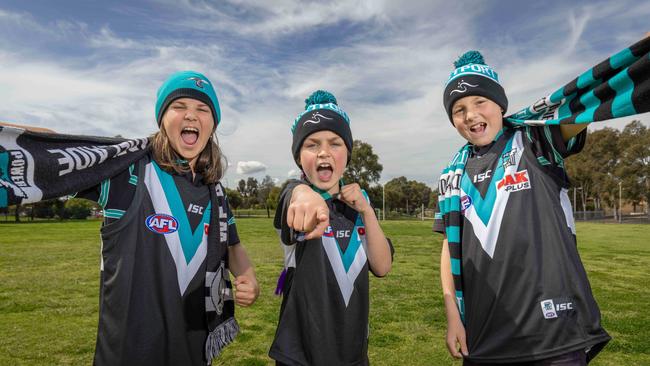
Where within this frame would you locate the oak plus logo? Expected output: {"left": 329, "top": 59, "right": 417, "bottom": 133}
{"left": 496, "top": 169, "right": 531, "bottom": 192}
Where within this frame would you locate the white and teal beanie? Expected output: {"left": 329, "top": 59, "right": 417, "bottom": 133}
{"left": 443, "top": 51, "right": 508, "bottom": 122}
{"left": 291, "top": 90, "right": 353, "bottom": 167}
{"left": 155, "top": 71, "right": 221, "bottom": 127}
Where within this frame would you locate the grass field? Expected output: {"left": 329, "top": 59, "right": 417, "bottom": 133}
{"left": 1, "top": 219, "right": 649, "bottom": 365}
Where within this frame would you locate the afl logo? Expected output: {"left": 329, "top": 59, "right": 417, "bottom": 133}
{"left": 145, "top": 214, "right": 179, "bottom": 234}
{"left": 357, "top": 227, "right": 366, "bottom": 236}
{"left": 324, "top": 226, "right": 334, "bottom": 237}
{"left": 461, "top": 195, "right": 472, "bottom": 212}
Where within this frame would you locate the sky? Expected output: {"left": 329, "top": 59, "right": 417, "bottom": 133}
{"left": 0, "top": 0, "right": 649, "bottom": 188}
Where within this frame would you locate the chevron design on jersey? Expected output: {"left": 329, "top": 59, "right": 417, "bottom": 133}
{"left": 321, "top": 214, "right": 368, "bottom": 307}
{"left": 144, "top": 161, "right": 211, "bottom": 295}
{"left": 460, "top": 131, "right": 525, "bottom": 258}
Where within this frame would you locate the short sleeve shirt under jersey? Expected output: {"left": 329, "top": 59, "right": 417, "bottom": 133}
{"left": 433, "top": 125, "right": 610, "bottom": 363}
{"left": 269, "top": 180, "right": 393, "bottom": 366}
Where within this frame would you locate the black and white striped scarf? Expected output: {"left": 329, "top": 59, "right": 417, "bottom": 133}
{"left": 0, "top": 126, "right": 237, "bottom": 363}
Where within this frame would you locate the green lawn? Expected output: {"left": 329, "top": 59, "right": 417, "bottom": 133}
{"left": 0, "top": 220, "right": 648, "bottom": 365}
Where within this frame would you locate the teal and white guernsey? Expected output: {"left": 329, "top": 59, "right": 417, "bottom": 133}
{"left": 0, "top": 126, "right": 241, "bottom": 366}
{"left": 270, "top": 181, "right": 390, "bottom": 366}
{"left": 434, "top": 35, "right": 650, "bottom": 363}
{"left": 435, "top": 126, "right": 610, "bottom": 363}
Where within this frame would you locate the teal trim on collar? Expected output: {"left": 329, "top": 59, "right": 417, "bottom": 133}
{"left": 309, "top": 178, "right": 345, "bottom": 200}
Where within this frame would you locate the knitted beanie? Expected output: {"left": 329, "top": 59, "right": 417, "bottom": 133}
{"left": 155, "top": 71, "right": 221, "bottom": 127}
{"left": 291, "top": 90, "right": 353, "bottom": 167}
{"left": 443, "top": 51, "right": 508, "bottom": 122}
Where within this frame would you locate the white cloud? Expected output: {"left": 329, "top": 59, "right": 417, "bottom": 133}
{"left": 237, "top": 161, "right": 267, "bottom": 174}
{"left": 1, "top": 0, "right": 649, "bottom": 188}
{"left": 287, "top": 169, "right": 301, "bottom": 179}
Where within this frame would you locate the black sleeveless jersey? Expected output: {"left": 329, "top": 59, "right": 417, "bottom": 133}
{"left": 270, "top": 182, "right": 385, "bottom": 366}
{"left": 434, "top": 126, "right": 610, "bottom": 363}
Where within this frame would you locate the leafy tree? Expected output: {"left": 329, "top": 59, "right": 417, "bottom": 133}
{"left": 64, "top": 198, "right": 95, "bottom": 219}
{"left": 617, "top": 120, "right": 650, "bottom": 213}
{"left": 257, "top": 175, "right": 276, "bottom": 217}
{"left": 225, "top": 188, "right": 243, "bottom": 210}
{"left": 237, "top": 179, "right": 247, "bottom": 197}
{"left": 383, "top": 176, "right": 433, "bottom": 215}
{"left": 32, "top": 200, "right": 56, "bottom": 218}
{"left": 566, "top": 128, "right": 620, "bottom": 214}
{"left": 343, "top": 140, "right": 383, "bottom": 190}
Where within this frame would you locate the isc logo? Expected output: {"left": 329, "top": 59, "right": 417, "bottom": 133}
{"left": 145, "top": 214, "right": 179, "bottom": 234}
{"left": 473, "top": 170, "right": 492, "bottom": 183}
{"left": 187, "top": 203, "right": 204, "bottom": 215}
{"left": 336, "top": 230, "right": 351, "bottom": 238}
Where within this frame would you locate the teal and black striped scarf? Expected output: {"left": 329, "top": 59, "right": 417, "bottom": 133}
{"left": 438, "top": 37, "right": 650, "bottom": 322}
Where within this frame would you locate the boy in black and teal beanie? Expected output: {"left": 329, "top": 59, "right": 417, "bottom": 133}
{"left": 434, "top": 51, "right": 611, "bottom": 365}
{"left": 269, "top": 90, "right": 393, "bottom": 366}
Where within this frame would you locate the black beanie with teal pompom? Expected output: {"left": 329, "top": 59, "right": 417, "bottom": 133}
{"left": 291, "top": 90, "right": 353, "bottom": 167}
{"left": 443, "top": 50, "right": 508, "bottom": 123}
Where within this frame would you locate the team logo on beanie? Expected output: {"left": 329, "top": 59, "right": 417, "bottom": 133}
{"left": 187, "top": 77, "right": 209, "bottom": 89}
{"left": 449, "top": 79, "right": 479, "bottom": 95}
{"left": 303, "top": 112, "right": 333, "bottom": 126}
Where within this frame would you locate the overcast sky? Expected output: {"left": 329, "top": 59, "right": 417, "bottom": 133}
{"left": 1, "top": 0, "right": 648, "bottom": 187}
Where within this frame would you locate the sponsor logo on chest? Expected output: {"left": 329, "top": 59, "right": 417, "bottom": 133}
{"left": 335, "top": 229, "right": 351, "bottom": 239}
{"left": 473, "top": 169, "right": 491, "bottom": 183}
{"left": 145, "top": 213, "right": 179, "bottom": 234}
{"left": 496, "top": 169, "right": 531, "bottom": 192}
{"left": 187, "top": 203, "right": 204, "bottom": 215}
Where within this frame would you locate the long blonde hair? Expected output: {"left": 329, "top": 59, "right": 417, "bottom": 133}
{"left": 150, "top": 124, "right": 226, "bottom": 184}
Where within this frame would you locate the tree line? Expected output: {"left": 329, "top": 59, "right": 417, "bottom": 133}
{"left": 3, "top": 121, "right": 647, "bottom": 222}
{"left": 565, "top": 120, "right": 649, "bottom": 216}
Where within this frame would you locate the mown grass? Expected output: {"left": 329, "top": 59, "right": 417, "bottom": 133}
{"left": 0, "top": 220, "right": 648, "bottom": 365}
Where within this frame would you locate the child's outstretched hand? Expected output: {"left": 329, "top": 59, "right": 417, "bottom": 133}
{"left": 339, "top": 183, "right": 371, "bottom": 215}
{"left": 233, "top": 275, "right": 259, "bottom": 307}
{"left": 287, "top": 184, "right": 329, "bottom": 240}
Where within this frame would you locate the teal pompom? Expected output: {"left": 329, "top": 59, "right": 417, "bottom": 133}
{"left": 454, "top": 50, "right": 486, "bottom": 68}
{"left": 305, "top": 90, "right": 338, "bottom": 109}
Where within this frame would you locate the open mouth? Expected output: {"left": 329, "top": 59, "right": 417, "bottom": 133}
{"left": 316, "top": 162, "right": 333, "bottom": 182}
{"left": 181, "top": 127, "right": 199, "bottom": 145}
{"left": 469, "top": 122, "right": 487, "bottom": 134}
